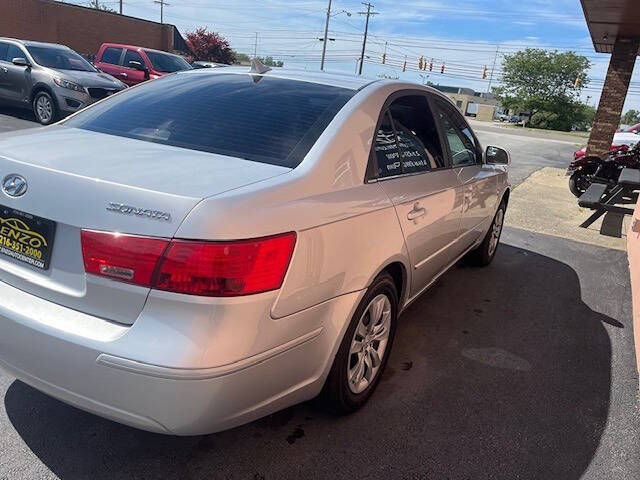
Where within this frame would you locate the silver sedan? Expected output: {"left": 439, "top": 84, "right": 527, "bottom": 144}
{"left": 0, "top": 67, "right": 509, "bottom": 435}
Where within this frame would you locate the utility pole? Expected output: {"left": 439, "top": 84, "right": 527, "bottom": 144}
{"left": 358, "top": 2, "right": 378, "bottom": 75}
{"left": 320, "top": 1, "right": 351, "bottom": 71}
{"left": 487, "top": 45, "right": 499, "bottom": 93}
{"left": 320, "top": 0, "right": 332, "bottom": 71}
{"left": 153, "top": 0, "right": 169, "bottom": 24}
{"left": 119, "top": 0, "right": 123, "bottom": 14}
{"left": 254, "top": 32, "right": 259, "bottom": 58}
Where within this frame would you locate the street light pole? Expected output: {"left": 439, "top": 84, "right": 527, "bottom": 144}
{"left": 358, "top": 2, "right": 378, "bottom": 75}
{"left": 119, "top": 0, "right": 123, "bottom": 14}
{"left": 320, "top": 0, "right": 332, "bottom": 71}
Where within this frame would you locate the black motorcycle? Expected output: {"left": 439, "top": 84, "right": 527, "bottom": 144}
{"left": 567, "top": 143, "right": 639, "bottom": 197}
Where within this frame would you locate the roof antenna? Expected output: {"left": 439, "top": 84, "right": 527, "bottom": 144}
{"left": 250, "top": 57, "right": 272, "bottom": 75}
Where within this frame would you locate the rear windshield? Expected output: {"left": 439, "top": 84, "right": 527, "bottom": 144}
{"left": 144, "top": 50, "right": 192, "bottom": 73}
{"left": 26, "top": 46, "right": 96, "bottom": 72}
{"left": 64, "top": 73, "right": 356, "bottom": 168}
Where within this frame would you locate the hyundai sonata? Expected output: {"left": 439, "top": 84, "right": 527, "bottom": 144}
{"left": 0, "top": 66, "right": 510, "bottom": 435}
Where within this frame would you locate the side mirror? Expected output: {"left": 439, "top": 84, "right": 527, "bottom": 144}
{"left": 128, "top": 61, "right": 146, "bottom": 71}
{"left": 129, "top": 61, "right": 150, "bottom": 80}
{"left": 12, "top": 57, "right": 30, "bottom": 67}
{"left": 485, "top": 145, "right": 511, "bottom": 165}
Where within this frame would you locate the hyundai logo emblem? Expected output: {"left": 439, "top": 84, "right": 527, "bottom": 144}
{"left": 2, "top": 174, "right": 28, "bottom": 198}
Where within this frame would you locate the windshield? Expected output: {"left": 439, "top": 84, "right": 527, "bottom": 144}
{"left": 63, "top": 73, "right": 355, "bottom": 168}
{"left": 144, "top": 51, "right": 191, "bottom": 73}
{"left": 26, "top": 46, "right": 96, "bottom": 72}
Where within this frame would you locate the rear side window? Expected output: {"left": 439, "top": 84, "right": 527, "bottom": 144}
{"left": 64, "top": 74, "right": 355, "bottom": 168}
{"left": 371, "top": 94, "right": 445, "bottom": 179}
{"left": 389, "top": 95, "right": 445, "bottom": 172}
{"left": 101, "top": 47, "right": 122, "bottom": 65}
{"left": 374, "top": 111, "right": 403, "bottom": 178}
{"left": 123, "top": 49, "right": 144, "bottom": 68}
{"left": 0, "top": 43, "right": 8, "bottom": 62}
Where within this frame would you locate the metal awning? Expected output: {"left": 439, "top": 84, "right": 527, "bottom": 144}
{"left": 580, "top": 0, "right": 640, "bottom": 53}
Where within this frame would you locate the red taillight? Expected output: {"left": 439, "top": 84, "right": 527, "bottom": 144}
{"left": 81, "top": 231, "right": 169, "bottom": 287}
{"left": 81, "top": 231, "right": 296, "bottom": 297}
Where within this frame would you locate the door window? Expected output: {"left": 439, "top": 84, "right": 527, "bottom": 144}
{"left": 0, "top": 43, "right": 8, "bottom": 62}
{"left": 101, "top": 47, "right": 123, "bottom": 65}
{"left": 435, "top": 100, "right": 480, "bottom": 166}
{"left": 5, "top": 45, "right": 24, "bottom": 63}
{"left": 123, "top": 49, "right": 144, "bottom": 68}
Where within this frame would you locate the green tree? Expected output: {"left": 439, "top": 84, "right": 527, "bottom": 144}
{"left": 621, "top": 109, "right": 640, "bottom": 125}
{"left": 86, "top": 0, "right": 115, "bottom": 11}
{"left": 232, "top": 52, "right": 284, "bottom": 67}
{"left": 493, "top": 48, "right": 591, "bottom": 131}
{"left": 259, "top": 56, "right": 284, "bottom": 67}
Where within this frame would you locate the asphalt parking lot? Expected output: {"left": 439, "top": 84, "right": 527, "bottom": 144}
{"left": 0, "top": 113, "right": 638, "bottom": 480}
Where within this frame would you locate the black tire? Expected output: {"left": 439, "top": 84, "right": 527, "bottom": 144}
{"left": 465, "top": 200, "right": 506, "bottom": 267}
{"left": 569, "top": 171, "right": 591, "bottom": 197}
{"left": 32, "top": 91, "right": 58, "bottom": 125}
{"left": 321, "top": 272, "right": 398, "bottom": 414}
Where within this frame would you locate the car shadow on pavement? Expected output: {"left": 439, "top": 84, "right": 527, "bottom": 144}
{"left": 0, "top": 104, "right": 37, "bottom": 123}
{"left": 3, "top": 243, "right": 616, "bottom": 479}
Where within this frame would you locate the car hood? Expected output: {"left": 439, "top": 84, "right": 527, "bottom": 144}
{"left": 54, "top": 70, "right": 124, "bottom": 88}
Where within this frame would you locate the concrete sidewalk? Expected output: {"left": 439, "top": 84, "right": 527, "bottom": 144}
{"left": 506, "top": 167, "right": 629, "bottom": 251}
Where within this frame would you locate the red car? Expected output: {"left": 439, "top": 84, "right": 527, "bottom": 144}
{"left": 94, "top": 43, "right": 191, "bottom": 87}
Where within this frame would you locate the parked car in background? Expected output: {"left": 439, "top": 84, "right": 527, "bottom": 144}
{"left": 497, "top": 113, "right": 510, "bottom": 122}
{"left": 0, "top": 38, "right": 126, "bottom": 124}
{"left": 573, "top": 131, "right": 640, "bottom": 161}
{"left": 94, "top": 43, "right": 192, "bottom": 86}
{"left": 623, "top": 123, "right": 640, "bottom": 134}
{"left": 508, "top": 115, "right": 521, "bottom": 123}
{"left": 0, "top": 68, "right": 510, "bottom": 435}
{"left": 192, "top": 61, "right": 230, "bottom": 69}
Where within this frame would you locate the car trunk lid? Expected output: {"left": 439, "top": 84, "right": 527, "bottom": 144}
{"left": 0, "top": 126, "right": 290, "bottom": 325}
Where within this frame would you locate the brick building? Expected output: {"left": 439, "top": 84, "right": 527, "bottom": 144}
{"left": 0, "top": 0, "right": 188, "bottom": 57}
{"left": 581, "top": 1, "right": 640, "bottom": 156}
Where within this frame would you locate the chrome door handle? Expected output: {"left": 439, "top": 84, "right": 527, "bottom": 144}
{"left": 407, "top": 206, "right": 426, "bottom": 221}
{"left": 120, "top": 72, "right": 128, "bottom": 77}
{"left": 1, "top": 67, "right": 7, "bottom": 73}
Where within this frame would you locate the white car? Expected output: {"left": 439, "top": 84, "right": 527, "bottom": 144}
{"left": 0, "top": 67, "right": 510, "bottom": 435}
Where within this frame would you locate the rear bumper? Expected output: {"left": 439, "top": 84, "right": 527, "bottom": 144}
{"left": 0, "top": 280, "right": 363, "bottom": 435}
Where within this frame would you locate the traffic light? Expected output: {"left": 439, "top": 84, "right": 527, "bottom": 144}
{"left": 441, "top": 63, "right": 445, "bottom": 74}
{"left": 418, "top": 57, "right": 424, "bottom": 70}
{"left": 382, "top": 52, "right": 386, "bottom": 64}
{"left": 482, "top": 66, "right": 488, "bottom": 79}
{"left": 429, "top": 60, "right": 433, "bottom": 71}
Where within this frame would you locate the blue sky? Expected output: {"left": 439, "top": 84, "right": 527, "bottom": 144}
{"left": 69, "top": 0, "right": 640, "bottom": 111}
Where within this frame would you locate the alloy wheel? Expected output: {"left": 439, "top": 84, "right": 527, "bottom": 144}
{"left": 488, "top": 208, "right": 504, "bottom": 257}
{"left": 347, "top": 293, "right": 392, "bottom": 394}
{"left": 36, "top": 95, "right": 53, "bottom": 123}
